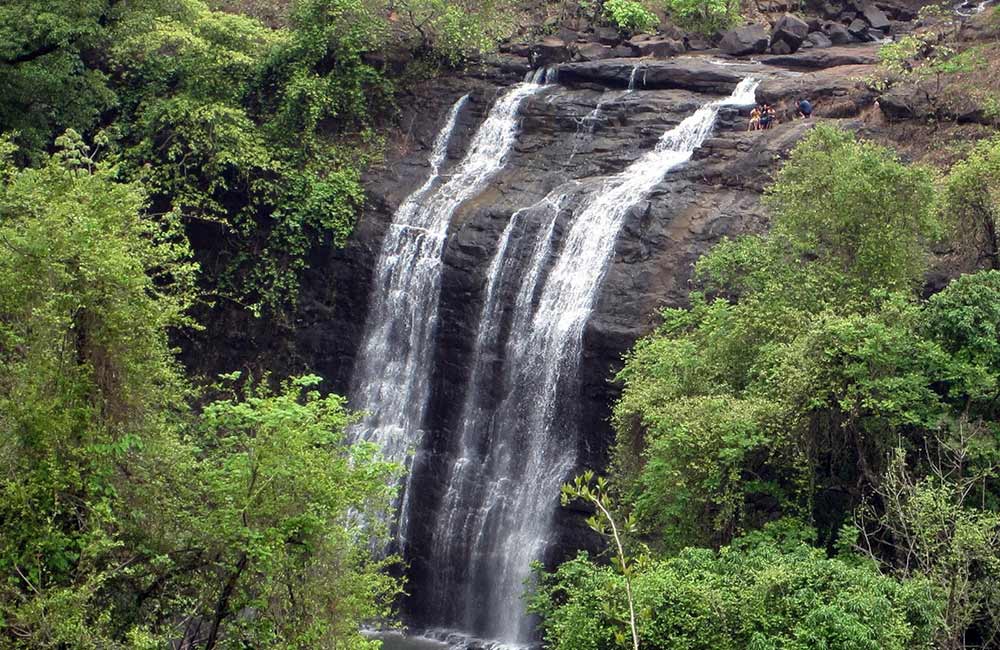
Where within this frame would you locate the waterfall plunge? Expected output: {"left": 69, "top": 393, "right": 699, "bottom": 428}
{"left": 427, "top": 77, "right": 760, "bottom": 645}
{"left": 349, "top": 81, "right": 544, "bottom": 550}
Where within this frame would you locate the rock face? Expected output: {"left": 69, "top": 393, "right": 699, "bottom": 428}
{"left": 719, "top": 24, "right": 771, "bottom": 55}
{"left": 771, "top": 13, "right": 811, "bottom": 53}
{"left": 531, "top": 36, "right": 571, "bottom": 65}
{"left": 558, "top": 58, "right": 767, "bottom": 93}
{"left": 758, "top": 43, "right": 880, "bottom": 68}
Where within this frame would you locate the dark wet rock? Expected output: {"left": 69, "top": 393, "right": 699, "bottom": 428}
{"left": 823, "top": 21, "right": 854, "bottom": 43}
{"left": 757, "top": 43, "right": 879, "bottom": 68}
{"left": 771, "top": 39, "right": 794, "bottom": 54}
{"left": 596, "top": 26, "right": 621, "bottom": 45}
{"left": 685, "top": 34, "right": 712, "bottom": 50}
{"left": 637, "top": 36, "right": 686, "bottom": 57}
{"left": 532, "top": 36, "right": 572, "bottom": 65}
{"left": 558, "top": 58, "right": 758, "bottom": 93}
{"left": 839, "top": 11, "right": 858, "bottom": 23}
{"left": 807, "top": 31, "right": 834, "bottom": 48}
{"left": 719, "top": 24, "right": 771, "bottom": 55}
{"left": 861, "top": 2, "right": 891, "bottom": 30}
{"left": 771, "top": 13, "right": 810, "bottom": 52}
{"left": 611, "top": 44, "right": 639, "bottom": 57}
{"left": 848, "top": 18, "right": 873, "bottom": 41}
{"left": 575, "top": 43, "right": 615, "bottom": 61}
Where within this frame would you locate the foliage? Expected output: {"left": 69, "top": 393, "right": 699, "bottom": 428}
{"left": 0, "top": 0, "right": 517, "bottom": 319}
{"left": 603, "top": 0, "right": 659, "bottom": 35}
{"left": 941, "top": 137, "right": 1000, "bottom": 271}
{"left": 387, "top": 0, "right": 518, "bottom": 63}
{"left": 874, "top": 5, "right": 986, "bottom": 121}
{"left": 0, "top": 134, "right": 193, "bottom": 647}
{"left": 856, "top": 431, "right": 1000, "bottom": 650}
{"left": 0, "top": 136, "right": 402, "bottom": 648}
{"left": 762, "top": 125, "right": 940, "bottom": 296}
{"left": 614, "top": 127, "right": 942, "bottom": 549}
{"left": 657, "top": 0, "right": 739, "bottom": 35}
{"left": 529, "top": 526, "right": 940, "bottom": 650}
{"left": 0, "top": 0, "right": 117, "bottom": 161}
{"left": 594, "top": 125, "right": 1000, "bottom": 645}
{"left": 176, "top": 374, "right": 403, "bottom": 648}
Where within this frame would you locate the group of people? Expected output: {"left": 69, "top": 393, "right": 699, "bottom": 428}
{"left": 747, "top": 99, "right": 813, "bottom": 132}
{"left": 747, "top": 103, "right": 778, "bottom": 131}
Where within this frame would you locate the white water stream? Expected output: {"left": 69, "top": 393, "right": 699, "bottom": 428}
{"left": 349, "top": 81, "right": 545, "bottom": 549}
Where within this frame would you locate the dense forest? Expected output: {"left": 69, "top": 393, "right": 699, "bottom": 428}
{"left": 2, "top": 0, "right": 1000, "bottom": 649}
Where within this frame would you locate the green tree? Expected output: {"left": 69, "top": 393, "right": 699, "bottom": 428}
{"left": 180, "top": 374, "right": 402, "bottom": 649}
{"left": 0, "top": 0, "right": 118, "bottom": 160}
{"left": 0, "top": 132, "right": 197, "bottom": 648}
{"left": 941, "top": 137, "right": 1000, "bottom": 271}
{"left": 0, "top": 135, "right": 402, "bottom": 649}
{"left": 761, "top": 125, "right": 940, "bottom": 297}
{"left": 603, "top": 0, "right": 659, "bottom": 34}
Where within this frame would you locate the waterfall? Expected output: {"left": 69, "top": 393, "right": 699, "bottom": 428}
{"left": 426, "top": 77, "right": 759, "bottom": 644}
{"left": 349, "top": 81, "right": 544, "bottom": 551}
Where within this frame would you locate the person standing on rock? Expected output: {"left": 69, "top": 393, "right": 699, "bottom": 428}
{"left": 748, "top": 105, "right": 761, "bottom": 131}
{"left": 798, "top": 98, "right": 813, "bottom": 119}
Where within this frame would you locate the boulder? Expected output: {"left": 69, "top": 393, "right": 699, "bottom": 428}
{"left": 861, "top": 3, "right": 891, "bottom": 30}
{"left": 770, "top": 13, "right": 810, "bottom": 52}
{"left": 507, "top": 42, "right": 532, "bottom": 57}
{"left": 574, "top": 43, "right": 615, "bottom": 61}
{"left": 685, "top": 35, "right": 712, "bottom": 50}
{"left": 637, "top": 36, "right": 686, "bottom": 57}
{"left": 718, "top": 24, "right": 770, "bottom": 56}
{"left": 770, "top": 39, "right": 794, "bottom": 54}
{"left": 821, "top": 1, "right": 841, "bottom": 18}
{"left": 823, "top": 21, "right": 854, "bottom": 44}
{"left": 839, "top": 11, "right": 858, "bottom": 23}
{"left": 595, "top": 26, "right": 621, "bottom": 45}
{"left": 807, "top": 31, "right": 834, "bottom": 48}
{"left": 848, "top": 18, "right": 873, "bottom": 40}
{"left": 610, "top": 45, "right": 639, "bottom": 57}
{"left": 531, "top": 36, "right": 571, "bottom": 65}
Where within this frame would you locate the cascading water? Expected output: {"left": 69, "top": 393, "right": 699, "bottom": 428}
{"left": 349, "top": 80, "right": 545, "bottom": 550}
{"left": 425, "top": 77, "right": 759, "bottom": 645}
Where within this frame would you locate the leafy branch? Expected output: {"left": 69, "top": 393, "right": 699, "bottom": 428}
{"left": 561, "top": 471, "right": 641, "bottom": 650}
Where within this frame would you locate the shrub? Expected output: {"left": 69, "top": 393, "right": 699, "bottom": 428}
{"left": 659, "top": 0, "right": 740, "bottom": 35}
{"left": 604, "top": 0, "right": 659, "bottom": 34}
